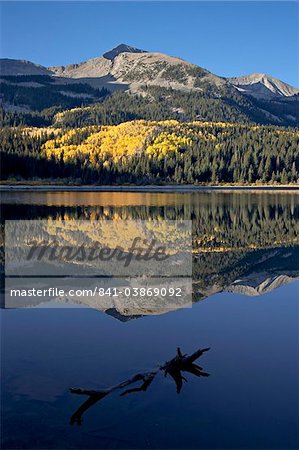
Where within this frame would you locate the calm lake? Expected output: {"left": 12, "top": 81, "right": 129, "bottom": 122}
{"left": 1, "top": 190, "right": 298, "bottom": 449}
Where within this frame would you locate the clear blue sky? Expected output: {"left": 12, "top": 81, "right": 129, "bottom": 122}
{"left": 1, "top": 1, "right": 298, "bottom": 86}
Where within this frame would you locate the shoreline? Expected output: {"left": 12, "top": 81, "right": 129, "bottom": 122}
{"left": 0, "top": 184, "right": 298, "bottom": 193}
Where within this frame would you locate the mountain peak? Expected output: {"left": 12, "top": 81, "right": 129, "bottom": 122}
{"left": 103, "top": 44, "right": 147, "bottom": 60}
{"left": 228, "top": 73, "right": 299, "bottom": 99}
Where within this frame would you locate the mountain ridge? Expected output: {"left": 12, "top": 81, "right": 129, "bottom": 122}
{"left": 228, "top": 73, "right": 299, "bottom": 99}
{"left": 0, "top": 58, "right": 52, "bottom": 76}
{"left": 1, "top": 44, "right": 298, "bottom": 127}
{"left": 1, "top": 45, "right": 297, "bottom": 99}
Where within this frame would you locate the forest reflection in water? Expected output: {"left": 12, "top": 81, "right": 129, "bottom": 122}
{"left": 1, "top": 191, "right": 298, "bottom": 250}
{"left": 1, "top": 190, "right": 298, "bottom": 315}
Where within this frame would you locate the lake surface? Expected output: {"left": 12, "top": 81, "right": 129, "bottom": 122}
{"left": 1, "top": 190, "right": 298, "bottom": 449}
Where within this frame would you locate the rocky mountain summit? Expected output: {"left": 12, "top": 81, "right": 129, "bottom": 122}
{"left": 103, "top": 43, "right": 147, "bottom": 60}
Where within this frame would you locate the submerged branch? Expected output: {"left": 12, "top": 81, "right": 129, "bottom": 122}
{"left": 70, "top": 346, "right": 210, "bottom": 425}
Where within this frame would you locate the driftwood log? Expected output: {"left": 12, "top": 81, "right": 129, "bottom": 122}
{"left": 70, "top": 346, "right": 210, "bottom": 425}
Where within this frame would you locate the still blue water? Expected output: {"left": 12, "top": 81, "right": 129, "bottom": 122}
{"left": 1, "top": 191, "right": 298, "bottom": 449}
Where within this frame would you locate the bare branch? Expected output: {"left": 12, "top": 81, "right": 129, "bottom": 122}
{"left": 69, "top": 346, "right": 210, "bottom": 425}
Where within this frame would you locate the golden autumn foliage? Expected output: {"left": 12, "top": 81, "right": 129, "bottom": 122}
{"left": 40, "top": 120, "right": 229, "bottom": 164}
{"left": 2, "top": 118, "right": 298, "bottom": 185}
{"left": 20, "top": 127, "right": 62, "bottom": 138}
{"left": 146, "top": 132, "right": 192, "bottom": 158}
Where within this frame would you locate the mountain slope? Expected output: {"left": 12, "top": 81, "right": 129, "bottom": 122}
{"left": 0, "top": 58, "right": 52, "bottom": 76}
